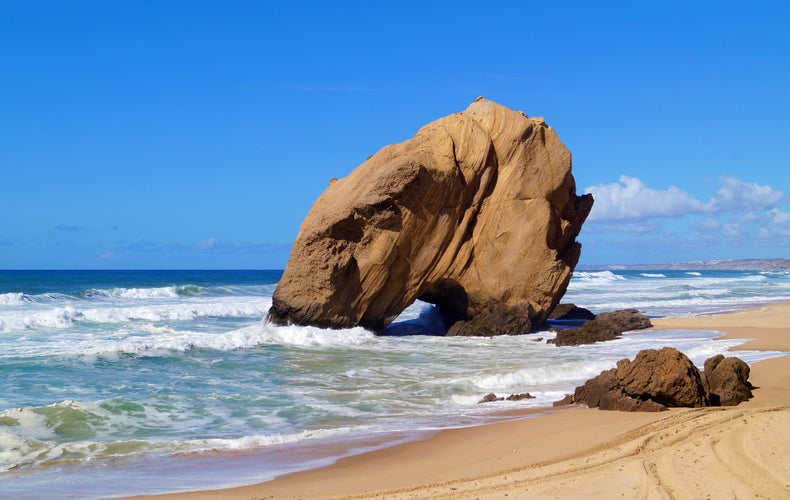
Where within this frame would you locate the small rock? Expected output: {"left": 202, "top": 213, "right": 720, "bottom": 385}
{"left": 553, "top": 394, "right": 574, "bottom": 406}
{"left": 478, "top": 392, "right": 535, "bottom": 404}
{"left": 505, "top": 393, "right": 534, "bottom": 401}
{"left": 478, "top": 393, "right": 503, "bottom": 404}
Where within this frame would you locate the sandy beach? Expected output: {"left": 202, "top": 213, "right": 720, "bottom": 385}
{"left": 136, "top": 301, "right": 790, "bottom": 499}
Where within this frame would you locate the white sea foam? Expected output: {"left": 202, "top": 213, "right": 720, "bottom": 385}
{"left": 0, "top": 298, "right": 272, "bottom": 333}
{"left": 81, "top": 325, "right": 273, "bottom": 354}
{"left": 261, "top": 323, "right": 378, "bottom": 348}
{"left": 564, "top": 270, "right": 790, "bottom": 316}
{"left": 571, "top": 271, "right": 627, "bottom": 288}
{"left": 449, "top": 394, "right": 488, "bottom": 406}
{"left": 0, "top": 305, "right": 85, "bottom": 331}
{"left": 468, "top": 359, "right": 618, "bottom": 390}
{"left": 760, "top": 270, "right": 790, "bottom": 276}
{"left": 84, "top": 286, "right": 185, "bottom": 299}
{"left": 640, "top": 273, "right": 666, "bottom": 278}
{"left": 0, "top": 398, "right": 363, "bottom": 472}
{"left": 4, "top": 320, "right": 377, "bottom": 357}
{"left": 182, "top": 426, "right": 360, "bottom": 453}
{"left": 0, "top": 292, "right": 30, "bottom": 305}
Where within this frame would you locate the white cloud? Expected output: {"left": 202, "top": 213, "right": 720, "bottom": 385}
{"left": 694, "top": 217, "right": 720, "bottom": 231}
{"left": 198, "top": 237, "right": 218, "bottom": 250}
{"left": 582, "top": 220, "right": 660, "bottom": 234}
{"left": 732, "top": 212, "right": 759, "bottom": 223}
{"left": 585, "top": 175, "right": 784, "bottom": 223}
{"left": 759, "top": 208, "right": 790, "bottom": 239}
{"left": 712, "top": 177, "right": 784, "bottom": 211}
{"left": 721, "top": 222, "right": 746, "bottom": 239}
{"left": 767, "top": 208, "right": 790, "bottom": 225}
{"left": 585, "top": 175, "right": 712, "bottom": 222}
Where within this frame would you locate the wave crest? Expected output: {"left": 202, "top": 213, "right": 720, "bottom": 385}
{"left": 0, "top": 398, "right": 357, "bottom": 472}
{"left": 260, "top": 323, "right": 378, "bottom": 348}
{"left": 0, "top": 299, "right": 271, "bottom": 333}
{"left": 0, "top": 292, "right": 31, "bottom": 305}
{"left": 469, "top": 359, "right": 617, "bottom": 390}
{"left": 80, "top": 285, "right": 204, "bottom": 300}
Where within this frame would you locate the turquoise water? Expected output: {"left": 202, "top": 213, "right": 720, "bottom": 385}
{"left": 1, "top": 269, "right": 789, "bottom": 498}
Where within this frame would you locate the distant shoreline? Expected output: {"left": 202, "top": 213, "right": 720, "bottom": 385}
{"left": 578, "top": 257, "right": 790, "bottom": 271}
{"left": 2, "top": 261, "right": 787, "bottom": 272}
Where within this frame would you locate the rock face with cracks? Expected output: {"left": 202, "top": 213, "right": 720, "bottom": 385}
{"left": 268, "top": 98, "right": 594, "bottom": 336}
{"left": 562, "top": 348, "right": 754, "bottom": 411}
{"left": 703, "top": 355, "right": 754, "bottom": 406}
{"left": 572, "top": 348, "right": 710, "bottom": 411}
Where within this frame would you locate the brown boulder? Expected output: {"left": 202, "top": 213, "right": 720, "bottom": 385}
{"left": 506, "top": 392, "right": 535, "bottom": 401}
{"left": 552, "top": 394, "right": 574, "bottom": 406}
{"left": 478, "top": 393, "right": 501, "bottom": 404}
{"left": 616, "top": 347, "right": 708, "bottom": 408}
{"left": 268, "top": 98, "right": 593, "bottom": 335}
{"left": 596, "top": 309, "right": 653, "bottom": 332}
{"left": 546, "top": 303, "right": 596, "bottom": 321}
{"left": 703, "top": 355, "right": 753, "bottom": 406}
{"left": 571, "top": 347, "right": 709, "bottom": 411}
{"left": 549, "top": 309, "right": 652, "bottom": 346}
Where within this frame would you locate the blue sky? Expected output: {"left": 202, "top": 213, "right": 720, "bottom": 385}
{"left": 2, "top": 1, "right": 788, "bottom": 269}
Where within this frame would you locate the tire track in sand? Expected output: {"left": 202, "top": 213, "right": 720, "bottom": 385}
{"left": 338, "top": 406, "right": 790, "bottom": 499}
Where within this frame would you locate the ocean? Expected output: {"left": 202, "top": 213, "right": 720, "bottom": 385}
{"left": 1, "top": 269, "right": 789, "bottom": 498}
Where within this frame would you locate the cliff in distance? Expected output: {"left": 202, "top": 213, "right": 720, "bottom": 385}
{"left": 268, "top": 98, "right": 593, "bottom": 335}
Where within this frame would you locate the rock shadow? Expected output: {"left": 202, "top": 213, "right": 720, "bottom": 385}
{"left": 381, "top": 304, "right": 447, "bottom": 337}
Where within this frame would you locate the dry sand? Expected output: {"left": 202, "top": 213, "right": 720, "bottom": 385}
{"left": 136, "top": 302, "right": 790, "bottom": 499}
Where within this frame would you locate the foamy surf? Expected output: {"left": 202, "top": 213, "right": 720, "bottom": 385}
{"left": 1, "top": 269, "right": 789, "bottom": 497}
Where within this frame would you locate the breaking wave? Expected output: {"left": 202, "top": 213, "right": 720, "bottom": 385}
{"left": 79, "top": 285, "right": 204, "bottom": 299}
{"left": 0, "top": 298, "right": 272, "bottom": 334}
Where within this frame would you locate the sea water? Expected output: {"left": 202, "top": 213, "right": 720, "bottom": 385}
{"left": 1, "top": 269, "right": 789, "bottom": 498}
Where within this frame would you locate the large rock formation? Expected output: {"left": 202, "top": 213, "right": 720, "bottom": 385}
{"left": 268, "top": 98, "right": 593, "bottom": 335}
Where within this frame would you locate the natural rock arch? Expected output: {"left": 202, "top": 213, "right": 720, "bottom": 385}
{"left": 268, "top": 98, "right": 593, "bottom": 335}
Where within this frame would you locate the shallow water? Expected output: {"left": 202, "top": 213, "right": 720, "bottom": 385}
{"left": 0, "top": 269, "right": 788, "bottom": 498}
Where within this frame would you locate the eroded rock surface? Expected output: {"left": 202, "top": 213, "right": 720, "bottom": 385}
{"left": 557, "top": 349, "right": 754, "bottom": 411}
{"left": 571, "top": 347, "right": 709, "bottom": 411}
{"left": 268, "top": 98, "right": 593, "bottom": 335}
{"left": 549, "top": 309, "right": 652, "bottom": 346}
{"left": 703, "top": 354, "right": 753, "bottom": 406}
